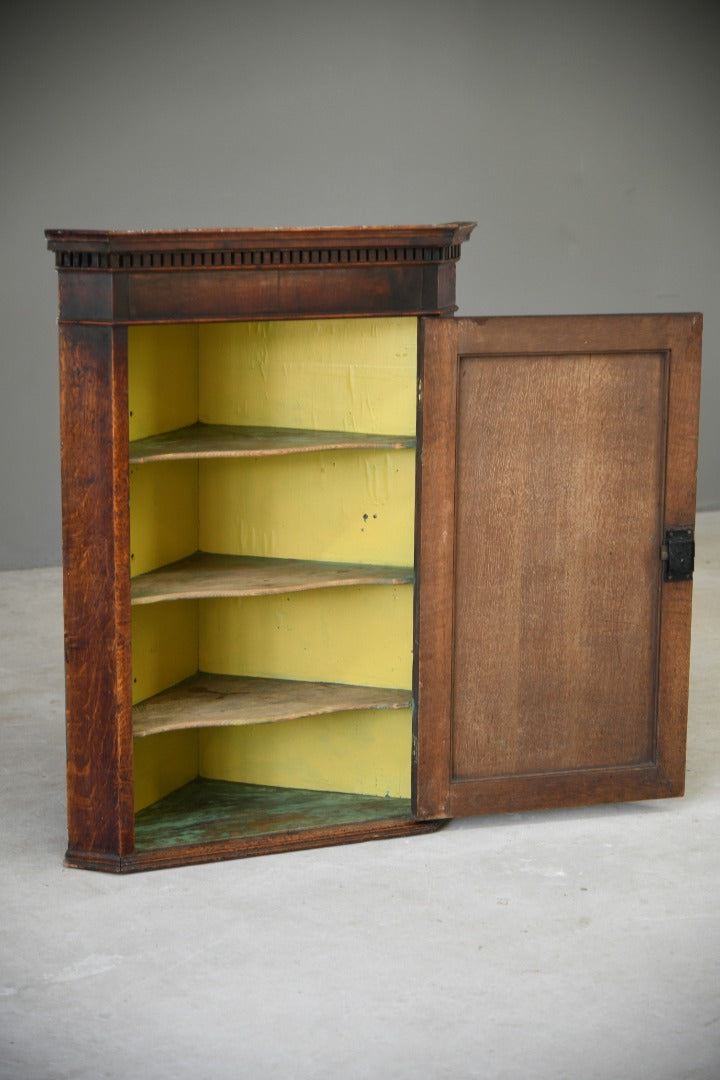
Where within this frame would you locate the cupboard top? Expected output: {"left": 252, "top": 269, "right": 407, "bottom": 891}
{"left": 46, "top": 223, "right": 476, "bottom": 262}
{"left": 46, "top": 223, "right": 475, "bottom": 323}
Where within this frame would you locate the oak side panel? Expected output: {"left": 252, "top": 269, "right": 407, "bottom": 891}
{"left": 413, "top": 318, "right": 458, "bottom": 817}
{"left": 654, "top": 314, "right": 703, "bottom": 790}
{"left": 56, "top": 270, "right": 114, "bottom": 323}
{"left": 60, "top": 325, "right": 133, "bottom": 856}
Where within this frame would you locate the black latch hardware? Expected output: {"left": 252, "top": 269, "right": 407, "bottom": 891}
{"left": 661, "top": 528, "right": 695, "bottom": 582}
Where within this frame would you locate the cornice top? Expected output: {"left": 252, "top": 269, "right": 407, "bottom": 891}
{"left": 45, "top": 223, "right": 476, "bottom": 271}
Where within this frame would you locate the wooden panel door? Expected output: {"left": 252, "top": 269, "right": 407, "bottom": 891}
{"left": 414, "top": 315, "right": 701, "bottom": 819}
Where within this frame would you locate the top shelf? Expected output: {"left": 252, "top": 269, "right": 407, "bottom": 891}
{"left": 129, "top": 423, "right": 415, "bottom": 463}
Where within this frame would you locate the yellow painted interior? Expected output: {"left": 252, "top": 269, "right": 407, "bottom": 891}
{"left": 132, "top": 602, "right": 199, "bottom": 812}
{"left": 199, "top": 320, "right": 416, "bottom": 435}
{"left": 199, "top": 586, "right": 413, "bottom": 688}
{"left": 199, "top": 709, "right": 411, "bottom": 798}
{"left": 128, "top": 325, "right": 198, "bottom": 441}
{"left": 199, "top": 451, "right": 414, "bottom": 565}
{"left": 130, "top": 318, "right": 417, "bottom": 811}
{"left": 131, "top": 602, "right": 199, "bottom": 706}
{"left": 134, "top": 730, "right": 199, "bottom": 813}
{"left": 129, "top": 462, "right": 198, "bottom": 577}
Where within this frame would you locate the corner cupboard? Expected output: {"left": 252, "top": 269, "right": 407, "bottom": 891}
{"left": 45, "top": 225, "right": 701, "bottom": 872}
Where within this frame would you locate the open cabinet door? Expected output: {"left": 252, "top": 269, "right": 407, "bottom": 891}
{"left": 414, "top": 315, "right": 701, "bottom": 820}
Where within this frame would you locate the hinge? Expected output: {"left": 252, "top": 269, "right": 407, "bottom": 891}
{"left": 660, "top": 528, "right": 695, "bottom": 582}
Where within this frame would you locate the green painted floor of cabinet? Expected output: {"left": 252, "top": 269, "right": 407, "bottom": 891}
{"left": 134, "top": 778, "right": 412, "bottom": 851}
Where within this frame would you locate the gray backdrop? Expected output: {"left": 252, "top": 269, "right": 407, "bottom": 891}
{"left": 2, "top": 0, "right": 718, "bottom": 569}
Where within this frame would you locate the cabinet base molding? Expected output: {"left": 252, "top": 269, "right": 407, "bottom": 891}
{"left": 66, "top": 777, "right": 447, "bottom": 874}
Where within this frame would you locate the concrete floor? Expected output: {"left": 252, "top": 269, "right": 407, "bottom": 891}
{"left": 1, "top": 514, "right": 719, "bottom": 1080}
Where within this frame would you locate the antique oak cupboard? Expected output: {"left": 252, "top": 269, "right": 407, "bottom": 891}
{"left": 45, "top": 224, "right": 702, "bottom": 873}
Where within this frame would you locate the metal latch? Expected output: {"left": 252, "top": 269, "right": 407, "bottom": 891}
{"left": 660, "top": 528, "right": 695, "bottom": 582}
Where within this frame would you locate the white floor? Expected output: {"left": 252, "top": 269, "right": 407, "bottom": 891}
{"left": 1, "top": 514, "right": 719, "bottom": 1080}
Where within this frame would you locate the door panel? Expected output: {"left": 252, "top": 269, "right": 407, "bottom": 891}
{"left": 414, "top": 315, "right": 702, "bottom": 819}
{"left": 453, "top": 350, "right": 665, "bottom": 778}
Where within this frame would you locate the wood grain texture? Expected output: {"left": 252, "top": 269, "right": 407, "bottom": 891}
{"left": 52, "top": 263, "right": 463, "bottom": 324}
{"left": 452, "top": 349, "right": 665, "bottom": 778}
{"left": 46, "top": 224, "right": 475, "bottom": 325}
{"left": 413, "top": 318, "right": 458, "bottom": 817}
{"left": 59, "top": 324, "right": 134, "bottom": 856}
{"left": 654, "top": 314, "right": 703, "bottom": 790}
{"left": 123, "top": 267, "right": 446, "bottom": 324}
{"left": 129, "top": 423, "right": 415, "bottom": 462}
{"left": 415, "top": 314, "right": 702, "bottom": 819}
{"left": 133, "top": 673, "right": 411, "bottom": 737}
{"left": 130, "top": 552, "right": 414, "bottom": 604}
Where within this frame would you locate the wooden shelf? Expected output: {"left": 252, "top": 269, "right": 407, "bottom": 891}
{"left": 133, "top": 672, "right": 412, "bottom": 737}
{"left": 129, "top": 423, "right": 415, "bottom": 463}
{"left": 130, "top": 552, "right": 414, "bottom": 604}
{"left": 134, "top": 778, "right": 413, "bottom": 851}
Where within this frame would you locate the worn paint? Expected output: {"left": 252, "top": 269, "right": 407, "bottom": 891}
{"left": 131, "top": 554, "right": 413, "bottom": 605}
{"left": 129, "top": 424, "right": 416, "bottom": 463}
{"left": 133, "top": 675, "right": 412, "bottom": 737}
{"left": 134, "top": 778, "right": 412, "bottom": 851}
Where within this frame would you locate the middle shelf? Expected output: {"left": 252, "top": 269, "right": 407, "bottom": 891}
{"left": 129, "top": 422, "right": 416, "bottom": 463}
{"left": 130, "top": 552, "right": 414, "bottom": 604}
{"left": 133, "top": 672, "right": 412, "bottom": 738}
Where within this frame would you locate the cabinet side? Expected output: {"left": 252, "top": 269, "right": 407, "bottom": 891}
{"left": 60, "top": 324, "right": 134, "bottom": 863}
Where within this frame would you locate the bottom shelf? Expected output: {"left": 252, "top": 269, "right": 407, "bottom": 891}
{"left": 65, "top": 781, "right": 447, "bottom": 872}
{"left": 134, "top": 777, "right": 414, "bottom": 852}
